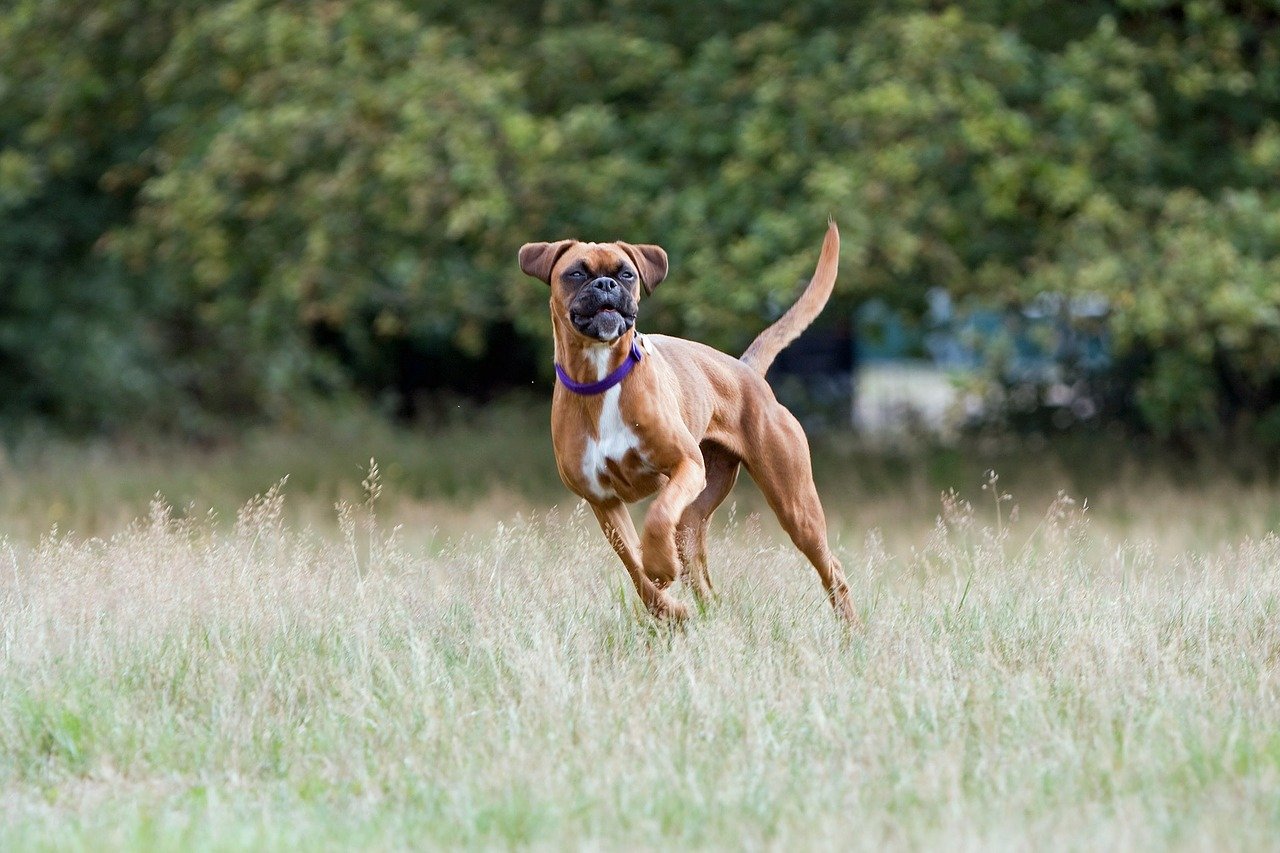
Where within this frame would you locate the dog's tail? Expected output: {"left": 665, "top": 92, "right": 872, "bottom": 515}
{"left": 740, "top": 218, "right": 840, "bottom": 375}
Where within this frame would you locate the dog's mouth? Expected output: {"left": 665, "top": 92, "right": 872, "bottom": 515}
{"left": 569, "top": 298, "right": 637, "bottom": 342}
{"left": 578, "top": 306, "right": 622, "bottom": 321}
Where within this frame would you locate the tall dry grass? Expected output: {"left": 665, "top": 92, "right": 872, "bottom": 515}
{"left": 3, "top": 466, "right": 1279, "bottom": 849}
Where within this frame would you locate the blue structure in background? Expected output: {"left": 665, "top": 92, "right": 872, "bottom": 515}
{"left": 770, "top": 290, "right": 1113, "bottom": 434}
{"left": 859, "top": 290, "right": 1111, "bottom": 379}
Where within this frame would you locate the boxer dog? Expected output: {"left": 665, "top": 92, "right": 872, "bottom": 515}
{"left": 519, "top": 220, "right": 856, "bottom": 623}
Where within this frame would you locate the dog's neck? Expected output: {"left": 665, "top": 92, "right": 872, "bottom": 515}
{"left": 552, "top": 317, "right": 636, "bottom": 384}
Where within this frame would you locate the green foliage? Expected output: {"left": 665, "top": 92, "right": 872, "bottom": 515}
{"left": 0, "top": 0, "right": 193, "bottom": 430}
{"left": 120, "top": 0, "right": 539, "bottom": 415}
{"left": 2, "top": 0, "right": 1279, "bottom": 436}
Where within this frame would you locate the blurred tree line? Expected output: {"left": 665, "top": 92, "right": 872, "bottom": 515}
{"left": 2, "top": 0, "right": 1279, "bottom": 439}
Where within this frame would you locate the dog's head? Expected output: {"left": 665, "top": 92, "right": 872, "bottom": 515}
{"left": 518, "top": 240, "right": 668, "bottom": 343}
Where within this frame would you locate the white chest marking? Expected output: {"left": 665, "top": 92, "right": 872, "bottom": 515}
{"left": 581, "top": 346, "right": 644, "bottom": 500}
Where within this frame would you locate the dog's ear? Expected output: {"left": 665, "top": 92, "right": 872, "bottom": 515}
{"left": 616, "top": 243, "right": 668, "bottom": 296}
{"left": 518, "top": 240, "right": 576, "bottom": 285}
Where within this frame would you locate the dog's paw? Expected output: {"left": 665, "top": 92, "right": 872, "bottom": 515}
{"left": 644, "top": 563, "right": 678, "bottom": 590}
{"left": 833, "top": 595, "right": 863, "bottom": 629}
{"left": 652, "top": 594, "right": 690, "bottom": 622}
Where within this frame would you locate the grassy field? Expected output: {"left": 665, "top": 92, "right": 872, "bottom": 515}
{"left": 3, "top": 412, "right": 1280, "bottom": 848}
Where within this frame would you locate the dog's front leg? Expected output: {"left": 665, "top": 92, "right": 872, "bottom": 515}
{"left": 641, "top": 457, "right": 707, "bottom": 590}
{"left": 591, "top": 500, "right": 689, "bottom": 621}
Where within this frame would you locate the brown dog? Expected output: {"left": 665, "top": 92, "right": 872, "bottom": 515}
{"left": 518, "top": 221, "right": 856, "bottom": 622}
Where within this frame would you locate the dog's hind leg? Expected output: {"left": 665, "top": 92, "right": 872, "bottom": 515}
{"left": 743, "top": 407, "right": 859, "bottom": 625}
{"left": 592, "top": 500, "right": 689, "bottom": 621}
{"left": 676, "top": 443, "right": 740, "bottom": 603}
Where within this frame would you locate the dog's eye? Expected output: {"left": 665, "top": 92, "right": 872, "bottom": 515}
{"left": 619, "top": 270, "right": 635, "bottom": 281}
{"left": 566, "top": 270, "right": 586, "bottom": 280}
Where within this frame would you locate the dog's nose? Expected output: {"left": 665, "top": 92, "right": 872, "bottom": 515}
{"left": 591, "top": 277, "right": 620, "bottom": 294}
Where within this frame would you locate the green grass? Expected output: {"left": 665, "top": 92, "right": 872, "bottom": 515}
{"left": 0, "top": 402, "right": 565, "bottom": 541}
{"left": 3, "top": 412, "right": 1280, "bottom": 848}
{"left": 4, "top": 400, "right": 1279, "bottom": 551}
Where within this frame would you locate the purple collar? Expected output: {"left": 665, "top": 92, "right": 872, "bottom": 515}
{"left": 555, "top": 340, "right": 643, "bottom": 395}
